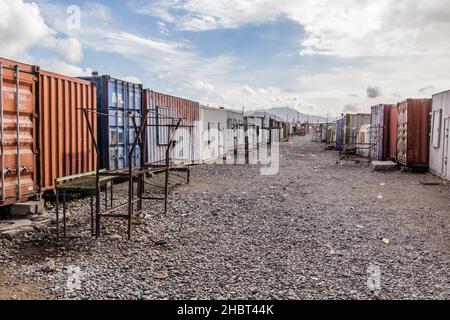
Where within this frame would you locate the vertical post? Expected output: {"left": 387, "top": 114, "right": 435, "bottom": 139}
{"left": 0, "top": 64, "right": 4, "bottom": 201}
{"left": 15, "top": 66, "right": 21, "bottom": 199}
{"left": 128, "top": 149, "right": 133, "bottom": 240}
{"left": 90, "top": 193, "right": 94, "bottom": 237}
{"left": 82, "top": 109, "right": 101, "bottom": 238}
{"left": 164, "top": 141, "right": 170, "bottom": 214}
{"left": 56, "top": 188, "right": 59, "bottom": 239}
{"left": 244, "top": 123, "right": 249, "bottom": 165}
{"left": 63, "top": 190, "right": 67, "bottom": 238}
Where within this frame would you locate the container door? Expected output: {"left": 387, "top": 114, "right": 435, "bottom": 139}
{"left": 126, "top": 85, "right": 142, "bottom": 167}
{"left": 0, "top": 63, "right": 37, "bottom": 204}
{"left": 443, "top": 118, "right": 449, "bottom": 178}
{"left": 397, "top": 106, "right": 408, "bottom": 165}
{"left": 108, "top": 80, "right": 126, "bottom": 170}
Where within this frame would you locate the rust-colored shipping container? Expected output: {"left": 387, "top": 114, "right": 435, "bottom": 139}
{"left": 0, "top": 58, "right": 39, "bottom": 205}
{"left": 389, "top": 104, "right": 398, "bottom": 161}
{"left": 143, "top": 90, "right": 200, "bottom": 165}
{"left": 38, "top": 70, "right": 97, "bottom": 191}
{"left": 397, "top": 99, "right": 432, "bottom": 168}
{"left": 1, "top": 57, "right": 97, "bottom": 207}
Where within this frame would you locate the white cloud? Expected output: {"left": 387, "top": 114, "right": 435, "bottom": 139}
{"left": 38, "top": 58, "right": 93, "bottom": 77}
{"left": 139, "top": 0, "right": 450, "bottom": 57}
{"left": 0, "top": 0, "right": 53, "bottom": 58}
{"left": 53, "top": 37, "right": 84, "bottom": 63}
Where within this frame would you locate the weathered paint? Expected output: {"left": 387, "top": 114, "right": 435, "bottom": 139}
{"left": 335, "top": 118, "right": 345, "bottom": 150}
{"left": 81, "top": 75, "right": 142, "bottom": 170}
{"left": 370, "top": 104, "right": 395, "bottom": 160}
{"left": 389, "top": 105, "right": 398, "bottom": 161}
{"left": 429, "top": 91, "right": 450, "bottom": 180}
{"left": 0, "top": 57, "right": 97, "bottom": 206}
{"left": 0, "top": 58, "right": 38, "bottom": 205}
{"left": 144, "top": 90, "right": 200, "bottom": 165}
{"left": 39, "top": 70, "right": 97, "bottom": 191}
{"left": 397, "top": 99, "right": 432, "bottom": 168}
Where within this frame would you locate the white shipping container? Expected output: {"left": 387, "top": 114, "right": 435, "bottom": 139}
{"left": 430, "top": 90, "right": 450, "bottom": 180}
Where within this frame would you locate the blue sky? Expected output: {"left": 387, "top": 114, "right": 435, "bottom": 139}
{"left": 2, "top": 0, "right": 450, "bottom": 117}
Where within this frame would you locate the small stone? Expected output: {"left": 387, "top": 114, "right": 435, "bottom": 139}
{"left": 42, "top": 259, "right": 56, "bottom": 273}
{"left": 109, "top": 234, "right": 123, "bottom": 241}
{"left": 154, "top": 271, "right": 169, "bottom": 280}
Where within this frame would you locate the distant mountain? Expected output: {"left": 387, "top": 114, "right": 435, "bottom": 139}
{"left": 246, "top": 107, "right": 327, "bottom": 123}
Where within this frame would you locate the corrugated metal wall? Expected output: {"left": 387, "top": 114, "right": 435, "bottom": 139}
{"left": 144, "top": 90, "right": 200, "bottom": 165}
{"left": 335, "top": 118, "right": 345, "bottom": 150}
{"left": 389, "top": 105, "right": 398, "bottom": 161}
{"left": 81, "top": 75, "right": 142, "bottom": 170}
{"left": 397, "top": 99, "right": 432, "bottom": 167}
{"left": 370, "top": 104, "right": 394, "bottom": 160}
{"left": 39, "top": 71, "right": 97, "bottom": 191}
{"left": 0, "top": 58, "right": 38, "bottom": 205}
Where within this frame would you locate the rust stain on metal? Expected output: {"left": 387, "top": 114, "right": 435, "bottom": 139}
{"left": 0, "top": 57, "right": 38, "bottom": 205}
{"left": 397, "top": 99, "right": 432, "bottom": 168}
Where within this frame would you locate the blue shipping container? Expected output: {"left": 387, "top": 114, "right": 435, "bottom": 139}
{"left": 335, "top": 118, "right": 345, "bottom": 150}
{"left": 81, "top": 75, "right": 143, "bottom": 170}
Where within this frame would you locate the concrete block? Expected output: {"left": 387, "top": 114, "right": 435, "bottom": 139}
{"left": 1, "top": 226, "right": 35, "bottom": 240}
{"left": 0, "top": 219, "right": 32, "bottom": 232}
{"left": 371, "top": 161, "right": 398, "bottom": 172}
{"left": 10, "top": 200, "right": 45, "bottom": 217}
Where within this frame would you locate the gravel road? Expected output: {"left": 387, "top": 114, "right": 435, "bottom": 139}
{"left": 0, "top": 135, "right": 449, "bottom": 300}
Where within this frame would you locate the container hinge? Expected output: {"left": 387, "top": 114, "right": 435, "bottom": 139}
{"left": 33, "top": 112, "right": 39, "bottom": 119}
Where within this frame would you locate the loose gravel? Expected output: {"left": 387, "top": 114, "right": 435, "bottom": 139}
{"left": 0, "top": 135, "right": 449, "bottom": 300}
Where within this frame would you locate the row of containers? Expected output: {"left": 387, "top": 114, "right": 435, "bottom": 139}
{"left": 0, "top": 56, "right": 293, "bottom": 207}
{"left": 323, "top": 95, "right": 450, "bottom": 179}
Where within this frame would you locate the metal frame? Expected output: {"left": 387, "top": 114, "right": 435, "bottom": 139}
{"left": 55, "top": 106, "right": 192, "bottom": 240}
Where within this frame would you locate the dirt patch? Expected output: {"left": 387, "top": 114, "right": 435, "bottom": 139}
{"left": 0, "top": 270, "right": 52, "bottom": 300}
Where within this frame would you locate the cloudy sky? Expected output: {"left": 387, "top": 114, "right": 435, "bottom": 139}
{"left": 1, "top": 0, "right": 449, "bottom": 117}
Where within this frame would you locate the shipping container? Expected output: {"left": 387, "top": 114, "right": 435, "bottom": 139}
{"left": 199, "top": 105, "right": 227, "bottom": 162}
{"left": 81, "top": 75, "right": 142, "bottom": 170}
{"left": 326, "top": 124, "right": 336, "bottom": 149}
{"left": 1, "top": 57, "right": 97, "bottom": 206}
{"left": 335, "top": 118, "right": 345, "bottom": 150}
{"left": 370, "top": 104, "right": 395, "bottom": 160}
{"left": 344, "top": 114, "right": 371, "bottom": 147}
{"left": 0, "top": 58, "right": 38, "bottom": 205}
{"left": 397, "top": 99, "right": 432, "bottom": 168}
{"left": 357, "top": 124, "right": 371, "bottom": 158}
{"left": 226, "top": 109, "right": 244, "bottom": 155}
{"left": 269, "top": 118, "right": 282, "bottom": 143}
{"left": 389, "top": 105, "right": 398, "bottom": 161}
{"left": 283, "top": 122, "right": 292, "bottom": 140}
{"left": 39, "top": 70, "right": 97, "bottom": 191}
{"left": 245, "top": 116, "right": 263, "bottom": 150}
{"left": 143, "top": 90, "right": 200, "bottom": 165}
{"left": 429, "top": 91, "right": 450, "bottom": 180}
